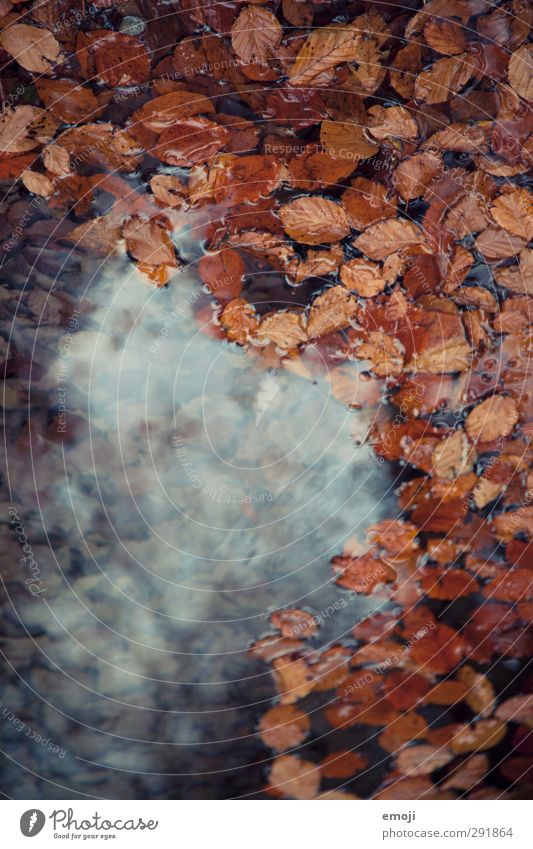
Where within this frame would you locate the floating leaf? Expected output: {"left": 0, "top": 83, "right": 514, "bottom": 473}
{"left": 280, "top": 197, "right": 350, "bottom": 245}
{"left": 0, "top": 23, "right": 62, "bottom": 74}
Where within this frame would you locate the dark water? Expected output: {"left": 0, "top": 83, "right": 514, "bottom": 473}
{"left": 1, "top": 245, "right": 392, "bottom": 798}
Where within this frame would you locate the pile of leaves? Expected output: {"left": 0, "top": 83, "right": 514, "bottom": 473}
{"left": 1, "top": 0, "right": 532, "bottom": 799}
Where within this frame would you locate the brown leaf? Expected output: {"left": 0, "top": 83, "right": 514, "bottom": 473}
{"left": 495, "top": 694, "right": 533, "bottom": 727}
{"left": 35, "top": 79, "right": 103, "bottom": 125}
{"left": 280, "top": 197, "right": 350, "bottom": 245}
{"left": 393, "top": 152, "right": 442, "bottom": 201}
{"left": 132, "top": 91, "right": 216, "bottom": 133}
{"left": 0, "top": 23, "right": 62, "bottom": 74}
{"left": 62, "top": 216, "right": 121, "bottom": 256}
{"left": 307, "top": 285, "right": 358, "bottom": 339}
{"left": 220, "top": 298, "right": 259, "bottom": 344}
{"left": 259, "top": 705, "right": 311, "bottom": 751}
{"left": 450, "top": 719, "right": 507, "bottom": 754}
{"left": 397, "top": 745, "right": 454, "bottom": 775}
{"left": 0, "top": 106, "right": 57, "bottom": 155}
{"left": 288, "top": 23, "right": 361, "bottom": 87}
{"left": 354, "top": 219, "right": 425, "bottom": 261}
{"left": 508, "top": 45, "right": 533, "bottom": 101}
{"left": 198, "top": 249, "right": 245, "bottom": 301}
{"left": 42, "top": 144, "right": 70, "bottom": 177}
{"left": 84, "top": 30, "right": 150, "bottom": 87}
{"left": 424, "top": 19, "right": 466, "bottom": 55}
{"left": 21, "top": 170, "right": 53, "bottom": 197}
{"left": 390, "top": 42, "right": 422, "bottom": 99}
{"left": 156, "top": 117, "right": 230, "bottom": 166}
{"left": 356, "top": 331, "right": 404, "bottom": 377}
{"left": 442, "top": 754, "right": 489, "bottom": 790}
{"left": 291, "top": 245, "right": 343, "bottom": 284}
{"left": 320, "top": 119, "right": 379, "bottom": 162}
{"left": 122, "top": 218, "right": 177, "bottom": 266}
{"left": 340, "top": 258, "right": 387, "bottom": 297}
{"left": 491, "top": 189, "right": 533, "bottom": 241}
{"left": 367, "top": 105, "right": 419, "bottom": 142}
{"left": 270, "top": 608, "right": 319, "bottom": 639}
{"left": 475, "top": 227, "right": 527, "bottom": 261}
{"left": 423, "top": 122, "right": 491, "bottom": 153}
{"left": 231, "top": 6, "right": 282, "bottom": 63}
{"left": 457, "top": 666, "right": 495, "bottom": 718}
{"left": 415, "top": 54, "right": 475, "bottom": 104}
{"left": 268, "top": 755, "right": 319, "bottom": 799}
{"left": 465, "top": 395, "right": 518, "bottom": 443}
{"left": 57, "top": 124, "right": 141, "bottom": 173}
{"left": 432, "top": 430, "right": 472, "bottom": 480}
{"left": 341, "top": 177, "right": 397, "bottom": 230}
{"left": 255, "top": 312, "right": 307, "bottom": 350}
{"left": 150, "top": 174, "right": 187, "bottom": 208}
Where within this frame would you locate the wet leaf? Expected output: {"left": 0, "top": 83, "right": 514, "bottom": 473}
{"left": 340, "top": 258, "right": 387, "bottom": 298}
{"left": 83, "top": 30, "right": 150, "bottom": 87}
{"left": 415, "top": 54, "right": 475, "bottom": 104}
{"left": 198, "top": 249, "right": 245, "bottom": 301}
{"left": 341, "top": 177, "right": 397, "bottom": 231}
{"left": 0, "top": 23, "right": 62, "bottom": 73}
{"left": 307, "top": 285, "right": 358, "bottom": 339}
{"left": 156, "top": 117, "right": 230, "bottom": 166}
{"left": 495, "top": 694, "right": 533, "bottom": 727}
{"left": 465, "top": 395, "right": 518, "bottom": 443}
{"left": 320, "top": 119, "right": 379, "bottom": 162}
{"left": 0, "top": 105, "right": 57, "bottom": 155}
{"left": 150, "top": 174, "right": 187, "bottom": 208}
{"left": 354, "top": 219, "right": 425, "bottom": 261}
{"left": 21, "top": 169, "right": 53, "bottom": 197}
{"left": 393, "top": 152, "right": 442, "bottom": 201}
{"left": 397, "top": 744, "right": 454, "bottom": 775}
{"left": 367, "top": 105, "right": 418, "bottom": 142}
{"left": 122, "top": 217, "right": 177, "bottom": 266}
{"left": 508, "top": 45, "right": 533, "bottom": 101}
{"left": 255, "top": 312, "right": 307, "bottom": 350}
{"left": 268, "top": 755, "right": 320, "bottom": 799}
{"left": 280, "top": 197, "right": 350, "bottom": 245}
{"left": 133, "top": 91, "right": 216, "bottom": 133}
{"left": 35, "top": 79, "right": 103, "bottom": 125}
{"left": 259, "top": 705, "right": 310, "bottom": 751}
{"left": 288, "top": 23, "right": 361, "bottom": 87}
{"left": 231, "top": 6, "right": 282, "bottom": 63}
{"left": 450, "top": 719, "right": 507, "bottom": 754}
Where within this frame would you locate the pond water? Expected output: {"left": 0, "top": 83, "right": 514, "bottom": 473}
{"left": 2, "top": 249, "right": 393, "bottom": 798}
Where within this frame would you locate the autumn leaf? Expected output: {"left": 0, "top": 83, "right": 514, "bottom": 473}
{"left": 465, "top": 395, "right": 518, "bottom": 443}
{"left": 155, "top": 117, "right": 230, "bottom": 166}
{"left": 57, "top": 124, "right": 142, "bottom": 173}
{"left": 356, "top": 331, "right": 404, "bottom": 377}
{"left": 279, "top": 197, "right": 350, "bottom": 245}
{"left": 231, "top": 6, "right": 282, "bottom": 63}
{"left": 354, "top": 219, "right": 425, "bottom": 261}
{"left": 220, "top": 298, "right": 259, "bottom": 344}
{"left": 320, "top": 119, "right": 378, "bottom": 162}
{"left": 424, "top": 19, "right": 466, "bottom": 55}
{"left": 341, "top": 177, "right": 397, "bottom": 230}
{"left": 415, "top": 54, "right": 475, "bottom": 104}
{"left": 150, "top": 174, "right": 187, "bottom": 208}
{"left": 268, "top": 755, "right": 319, "bottom": 799}
{"left": 132, "top": 91, "right": 216, "bottom": 133}
{"left": 367, "top": 105, "right": 419, "bottom": 142}
{"left": 508, "top": 45, "right": 533, "bottom": 101}
{"left": 450, "top": 720, "right": 507, "bottom": 754}
{"left": 259, "top": 705, "right": 310, "bottom": 751}
{"left": 0, "top": 106, "right": 57, "bottom": 155}
{"left": 397, "top": 745, "right": 454, "bottom": 775}
{"left": 62, "top": 216, "right": 121, "bottom": 256}
{"left": 0, "top": 24, "right": 62, "bottom": 74}
{"left": 491, "top": 189, "right": 533, "bottom": 241}
{"left": 288, "top": 23, "right": 361, "bottom": 87}
{"left": 21, "top": 170, "right": 53, "bottom": 197}
{"left": 307, "top": 285, "right": 358, "bottom": 339}
{"left": 393, "top": 152, "right": 442, "bottom": 201}
{"left": 122, "top": 217, "right": 177, "bottom": 266}
{"left": 495, "top": 694, "right": 533, "bottom": 727}
{"left": 83, "top": 30, "right": 150, "bottom": 87}
{"left": 255, "top": 312, "right": 307, "bottom": 350}
{"left": 35, "top": 79, "right": 103, "bottom": 125}
{"left": 340, "top": 258, "right": 387, "bottom": 297}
